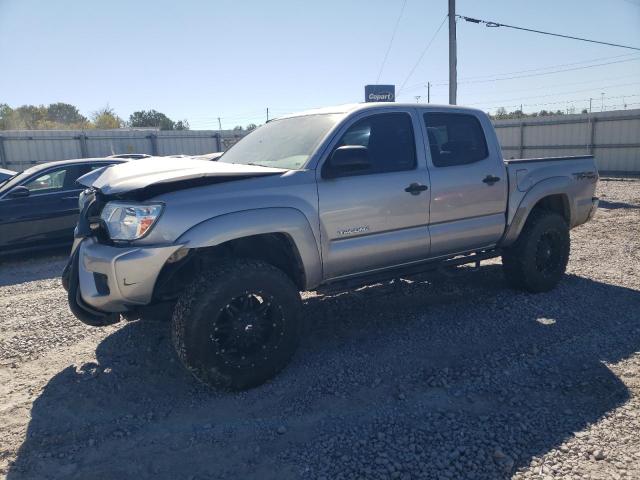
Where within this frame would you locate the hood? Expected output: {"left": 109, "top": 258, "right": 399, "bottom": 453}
{"left": 78, "top": 157, "right": 287, "bottom": 197}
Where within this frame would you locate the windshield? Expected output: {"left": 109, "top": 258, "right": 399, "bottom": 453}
{"left": 0, "top": 174, "right": 16, "bottom": 188}
{"left": 0, "top": 163, "right": 55, "bottom": 192}
{"left": 220, "top": 114, "right": 342, "bottom": 169}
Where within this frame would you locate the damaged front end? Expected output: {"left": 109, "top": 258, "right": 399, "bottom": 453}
{"left": 64, "top": 158, "right": 287, "bottom": 327}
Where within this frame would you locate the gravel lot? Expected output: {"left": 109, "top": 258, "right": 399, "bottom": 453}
{"left": 1, "top": 178, "right": 639, "bottom": 480}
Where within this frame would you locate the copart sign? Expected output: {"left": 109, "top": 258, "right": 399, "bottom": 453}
{"left": 365, "top": 84, "right": 395, "bottom": 102}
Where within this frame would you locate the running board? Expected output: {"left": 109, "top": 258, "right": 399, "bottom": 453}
{"left": 316, "top": 249, "right": 501, "bottom": 294}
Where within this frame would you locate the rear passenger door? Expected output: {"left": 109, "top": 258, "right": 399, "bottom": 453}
{"left": 317, "top": 110, "right": 431, "bottom": 280}
{"left": 422, "top": 111, "right": 507, "bottom": 256}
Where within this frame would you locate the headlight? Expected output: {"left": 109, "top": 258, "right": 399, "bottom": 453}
{"left": 100, "top": 201, "right": 163, "bottom": 241}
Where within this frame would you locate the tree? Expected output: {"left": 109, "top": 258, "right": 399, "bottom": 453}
{"left": 494, "top": 107, "right": 508, "bottom": 119}
{"left": 233, "top": 125, "right": 244, "bottom": 131}
{"left": 0, "top": 104, "right": 14, "bottom": 129}
{"left": 0, "top": 103, "right": 89, "bottom": 129}
{"left": 0, "top": 102, "right": 193, "bottom": 131}
{"left": 92, "top": 105, "right": 123, "bottom": 129}
{"left": 129, "top": 109, "right": 176, "bottom": 130}
{"left": 47, "top": 102, "right": 87, "bottom": 125}
{"left": 13, "top": 105, "right": 48, "bottom": 129}
{"left": 245, "top": 123, "right": 257, "bottom": 131}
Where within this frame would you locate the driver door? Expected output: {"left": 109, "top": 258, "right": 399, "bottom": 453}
{"left": 317, "top": 111, "right": 431, "bottom": 280}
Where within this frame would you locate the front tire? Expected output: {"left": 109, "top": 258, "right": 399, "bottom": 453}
{"left": 171, "top": 258, "right": 302, "bottom": 390}
{"left": 502, "top": 210, "right": 570, "bottom": 293}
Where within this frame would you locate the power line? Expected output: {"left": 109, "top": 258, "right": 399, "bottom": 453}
{"left": 456, "top": 73, "right": 640, "bottom": 96}
{"left": 399, "top": 57, "right": 640, "bottom": 93}
{"left": 399, "top": 14, "right": 448, "bottom": 91}
{"left": 456, "top": 58, "right": 640, "bottom": 84}
{"left": 463, "top": 82, "right": 640, "bottom": 106}
{"left": 376, "top": 0, "right": 408, "bottom": 83}
{"left": 398, "top": 73, "right": 640, "bottom": 100}
{"left": 444, "top": 52, "right": 638, "bottom": 82}
{"left": 479, "top": 93, "right": 640, "bottom": 110}
{"left": 458, "top": 15, "right": 640, "bottom": 51}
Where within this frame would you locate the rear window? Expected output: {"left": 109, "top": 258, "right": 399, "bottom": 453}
{"left": 423, "top": 113, "right": 489, "bottom": 167}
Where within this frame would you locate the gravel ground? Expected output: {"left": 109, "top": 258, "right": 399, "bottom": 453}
{"left": 1, "top": 178, "right": 639, "bottom": 480}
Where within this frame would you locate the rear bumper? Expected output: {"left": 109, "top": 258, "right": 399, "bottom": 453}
{"left": 68, "top": 237, "right": 183, "bottom": 313}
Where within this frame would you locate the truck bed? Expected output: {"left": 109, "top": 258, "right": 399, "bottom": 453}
{"left": 504, "top": 154, "right": 594, "bottom": 165}
{"left": 503, "top": 154, "right": 598, "bottom": 241}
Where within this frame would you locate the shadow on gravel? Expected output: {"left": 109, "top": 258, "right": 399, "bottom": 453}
{"left": 0, "top": 247, "right": 69, "bottom": 287}
{"left": 598, "top": 199, "right": 640, "bottom": 210}
{"left": 7, "top": 266, "right": 640, "bottom": 479}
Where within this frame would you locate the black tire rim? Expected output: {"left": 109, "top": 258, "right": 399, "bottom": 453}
{"left": 535, "top": 231, "right": 563, "bottom": 277}
{"left": 210, "top": 292, "right": 285, "bottom": 369}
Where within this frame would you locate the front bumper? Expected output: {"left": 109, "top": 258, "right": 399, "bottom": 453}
{"left": 68, "top": 237, "right": 183, "bottom": 313}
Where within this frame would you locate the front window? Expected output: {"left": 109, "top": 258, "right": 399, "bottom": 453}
{"left": 24, "top": 168, "right": 68, "bottom": 192}
{"left": 335, "top": 112, "right": 416, "bottom": 174}
{"left": 219, "top": 114, "right": 342, "bottom": 170}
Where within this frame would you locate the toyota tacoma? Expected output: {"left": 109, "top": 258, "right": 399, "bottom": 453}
{"left": 62, "top": 103, "right": 599, "bottom": 390}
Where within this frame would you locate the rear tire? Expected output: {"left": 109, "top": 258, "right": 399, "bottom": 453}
{"left": 171, "top": 258, "right": 302, "bottom": 390}
{"left": 502, "top": 210, "right": 570, "bottom": 293}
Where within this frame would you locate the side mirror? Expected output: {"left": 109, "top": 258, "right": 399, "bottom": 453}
{"left": 6, "top": 186, "right": 30, "bottom": 198}
{"left": 324, "top": 145, "right": 370, "bottom": 178}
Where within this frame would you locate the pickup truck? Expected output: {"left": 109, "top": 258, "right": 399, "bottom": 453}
{"left": 63, "top": 103, "right": 599, "bottom": 390}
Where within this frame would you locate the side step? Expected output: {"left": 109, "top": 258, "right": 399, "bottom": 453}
{"left": 316, "top": 249, "right": 501, "bottom": 294}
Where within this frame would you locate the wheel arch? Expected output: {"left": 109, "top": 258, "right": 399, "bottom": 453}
{"left": 501, "top": 176, "right": 574, "bottom": 247}
{"left": 174, "top": 208, "right": 322, "bottom": 290}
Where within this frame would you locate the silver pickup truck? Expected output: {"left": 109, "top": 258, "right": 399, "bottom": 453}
{"left": 63, "top": 103, "right": 599, "bottom": 389}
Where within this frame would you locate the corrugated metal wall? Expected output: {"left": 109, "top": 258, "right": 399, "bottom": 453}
{"left": 0, "top": 129, "right": 244, "bottom": 171}
{"left": 1, "top": 110, "right": 638, "bottom": 173}
{"left": 492, "top": 109, "right": 640, "bottom": 173}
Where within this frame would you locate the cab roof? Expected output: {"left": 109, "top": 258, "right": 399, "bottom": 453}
{"left": 278, "top": 102, "right": 485, "bottom": 119}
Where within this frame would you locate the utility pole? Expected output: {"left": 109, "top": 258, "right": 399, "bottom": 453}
{"left": 266, "top": 107, "right": 269, "bottom": 122}
{"left": 600, "top": 92, "right": 605, "bottom": 112}
{"left": 426, "top": 82, "right": 431, "bottom": 103}
{"left": 589, "top": 98, "right": 592, "bottom": 114}
{"left": 415, "top": 95, "right": 421, "bottom": 103}
{"left": 448, "top": 0, "right": 457, "bottom": 105}
{"left": 217, "top": 117, "right": 222, "bottom": 131}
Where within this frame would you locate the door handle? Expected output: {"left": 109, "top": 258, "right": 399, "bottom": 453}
{"left": 404, "top": 183, "right": 429, "bottom": 195}
{"left": 482, "top": 175, "right": 501, "bottom": 185}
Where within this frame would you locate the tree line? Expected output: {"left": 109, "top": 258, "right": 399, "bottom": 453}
{"left": 488, "top": 106, "right": 589, "bottom": 120}
{"left": 0, "top": 102, "right": 190, "bottom": 130}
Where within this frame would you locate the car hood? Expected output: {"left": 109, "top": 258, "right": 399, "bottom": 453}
{"left": 78, "top": 157, "right": 287, "bottom": 197}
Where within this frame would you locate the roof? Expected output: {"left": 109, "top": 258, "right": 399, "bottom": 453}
{"left": 278, "top": 102, "right": 486, "bottom": 119}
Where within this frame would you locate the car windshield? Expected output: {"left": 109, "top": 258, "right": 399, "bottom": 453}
{"left": 219, "top": 114, "right": 342, "bottom": 170}
{"left": 0, "top": 172, "right": 18, "bottom": 188}
{"left": 0, "top": 169, "right": 32, "bottom": 192}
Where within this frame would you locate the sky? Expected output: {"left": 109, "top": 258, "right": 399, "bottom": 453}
{"left": 1, "top": 0, "right": 639, "bottom": 129}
